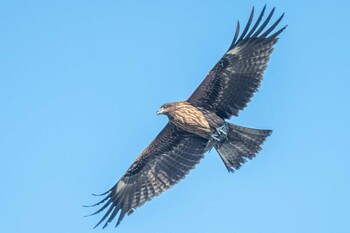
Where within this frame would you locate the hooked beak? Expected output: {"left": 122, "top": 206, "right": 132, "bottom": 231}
{"left": 156, "top": 108, "right": 163, "bottom": 115}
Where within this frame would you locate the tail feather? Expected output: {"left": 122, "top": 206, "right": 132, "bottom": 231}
{"left": 215, "top": 123, "right": 272, "bottom": 172}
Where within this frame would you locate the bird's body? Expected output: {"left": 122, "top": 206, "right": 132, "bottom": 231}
{"left": 87, "top": 6, "right": 286, "bottom": 228}
{"left": 158, "top": 101, "right": 224, "bottom": 139}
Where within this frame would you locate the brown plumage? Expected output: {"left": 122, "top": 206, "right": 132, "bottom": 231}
{"left": 158, "top": 101, "right": 213, "bottom": 138}
{"left": 87, "top": 6, "right": 286, "bottom": 228}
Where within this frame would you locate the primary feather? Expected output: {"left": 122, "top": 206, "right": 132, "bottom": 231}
{"left": 188, "top": 6, "right": 286, "bottom": 119}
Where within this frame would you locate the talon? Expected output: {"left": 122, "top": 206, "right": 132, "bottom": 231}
{"left": 210, "top": 123, "right": 230, "bottom": 142}
{"left": 219, "top": 128, "right": 227, "bottom": 135}
{"left": 211, "top": 134, "right": 220, "bottom": 141}
{"left": 216, "top": 124, "right": 229, "bottom": 135}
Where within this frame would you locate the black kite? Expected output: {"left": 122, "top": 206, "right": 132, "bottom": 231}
{"left": 87, "top": 6, "right": 286, "bottom": 228}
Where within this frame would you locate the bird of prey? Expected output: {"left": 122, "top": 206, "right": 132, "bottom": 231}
{"left": 87, "top": 6, "right": 286, "bottom": 228}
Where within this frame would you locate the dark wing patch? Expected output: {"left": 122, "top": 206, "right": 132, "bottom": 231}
{"left": 88, "top": 123, "right": 209, "bottom": 228}
{"left": 188, "top": 6, "right": 286, "bottom": 119}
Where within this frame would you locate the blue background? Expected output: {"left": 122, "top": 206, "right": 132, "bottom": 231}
{"left": 1, "top": 1, "right": 349, "bottom": 232}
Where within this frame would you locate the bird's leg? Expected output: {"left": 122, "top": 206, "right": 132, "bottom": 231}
{"left": 210, "top": 133, "right": 221, "bottom": 141}
{"left": 210, "top": 123, "right": 229, "bottom": 142}
{"left": 216, "top": 123, "right": 229, "bottom": 136}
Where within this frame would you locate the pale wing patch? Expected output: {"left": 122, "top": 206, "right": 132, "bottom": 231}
{"left": 116, "top": 180, "right": 126, "bottom": 192}
{"left": 227, "top": 45, "right": 242, "bottom": 55}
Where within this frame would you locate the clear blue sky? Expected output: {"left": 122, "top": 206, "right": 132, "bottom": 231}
{"left": 1, "top": 1, "right": 349, "bottom": 233}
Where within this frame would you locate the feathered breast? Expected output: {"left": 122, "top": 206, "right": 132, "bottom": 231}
{"left": 168, "top": 102, "right": 211, "bottom": 137}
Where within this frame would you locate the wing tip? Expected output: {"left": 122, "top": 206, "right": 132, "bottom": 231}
{"left": 230, "top": 5, "right": 286, "bottom": 48}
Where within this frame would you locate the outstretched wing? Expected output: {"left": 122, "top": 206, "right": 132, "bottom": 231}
{"left": 188, "top": 6, "right": 286, "bottom": 119}
{"left": 88, "top": 123, "right": 209, "bottom": 228}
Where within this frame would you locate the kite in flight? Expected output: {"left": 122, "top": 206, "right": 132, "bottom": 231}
{"left": 87, "top": 6, "right": 286, "bottom": 228}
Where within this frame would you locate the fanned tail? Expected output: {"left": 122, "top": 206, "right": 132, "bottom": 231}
{"left": 215, "top": 123, "right": 272, "bottom": 172}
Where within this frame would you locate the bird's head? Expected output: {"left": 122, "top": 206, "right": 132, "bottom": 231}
{"left": 156, "top": 102, "right": 175, "bottom": 116}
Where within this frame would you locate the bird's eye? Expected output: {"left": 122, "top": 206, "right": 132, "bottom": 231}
{"left": 163, "top": 105, "right": 168, "bottom": 109}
